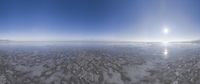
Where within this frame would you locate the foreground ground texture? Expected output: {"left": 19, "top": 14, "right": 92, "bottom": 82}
{"left": 0, "top": 42, "right": 200, "bottom": 84}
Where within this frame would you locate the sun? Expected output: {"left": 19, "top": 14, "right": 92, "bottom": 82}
{"left": 163, "top": 27, "right": 169, "bottom": 34}
{"left": 161, "top": 26, "right": 170, "bottom": 45}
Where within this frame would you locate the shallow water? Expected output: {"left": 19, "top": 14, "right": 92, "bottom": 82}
{"left": 0, "top": 42, "right": 200, "bottom": 84}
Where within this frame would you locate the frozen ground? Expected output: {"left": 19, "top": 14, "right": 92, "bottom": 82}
{"left": 0, "top": 42, "right": 200, "bottom": 84}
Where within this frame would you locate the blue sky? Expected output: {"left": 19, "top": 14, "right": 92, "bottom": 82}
{"left": 0, "top": 0, "right": 200, "bottom": 41}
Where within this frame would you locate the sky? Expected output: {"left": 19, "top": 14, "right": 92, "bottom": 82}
{"left": 0, "top": 0, "right": 200, "bottom": 41}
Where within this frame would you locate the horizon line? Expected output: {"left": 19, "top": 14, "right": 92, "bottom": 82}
{"left": 0, "top": 39, "right": 198, "bottom": 43}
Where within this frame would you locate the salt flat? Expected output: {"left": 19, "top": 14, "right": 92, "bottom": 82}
{"left": 0, "top": 42, "right": 200, "bottom": 84}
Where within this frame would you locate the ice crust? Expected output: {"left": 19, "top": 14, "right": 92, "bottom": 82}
{"left": 0, "top": 43, "right": 200, "bottom": 84}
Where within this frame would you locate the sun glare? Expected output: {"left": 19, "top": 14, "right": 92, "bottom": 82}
{"left": 163, "top": 27, "right": 169, "bottom": 34}
{"left": 161, "top": 26, "right": 170, "bottom": 45}
{"left": 162, "top": 41, "right": 169, "bottom": 46}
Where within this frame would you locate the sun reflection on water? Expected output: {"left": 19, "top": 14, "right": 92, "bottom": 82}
{"left": 163, "top": 48, "right": 169, "bottom": 59}
{"left": 164, "top": 49, "right": 168, "bottom": 55}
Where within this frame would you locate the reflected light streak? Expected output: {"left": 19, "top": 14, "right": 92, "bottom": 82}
{"left": 163, "top": 48, "right": 169, "bottom": 59}
{"left": 164, "top": 49, "right": 168, "bottom": 55}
